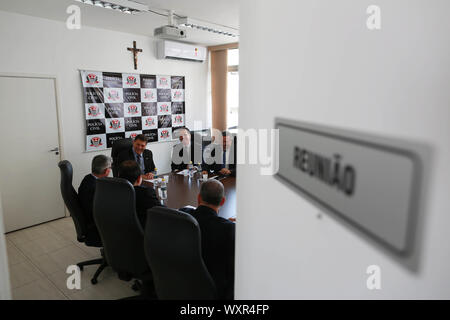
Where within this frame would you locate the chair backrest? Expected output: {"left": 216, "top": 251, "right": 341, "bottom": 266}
{"left": 144, "top": 207, "right": 217, "bottom": 300}
{"left": 57, "top": 160, "right": 88, "bottom": 242}
{"left": 111, "top": 138, "right": 133, "bottom": 177}
{"left": 93, "top": 177, "right": 149, "bottom": 278}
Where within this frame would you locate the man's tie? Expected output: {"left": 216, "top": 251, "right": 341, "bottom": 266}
{"left": 221, "top": 149, "right": 226, "bottom": 169}
{"left": 137, "top": 154, "right": 144, "bottom": 171}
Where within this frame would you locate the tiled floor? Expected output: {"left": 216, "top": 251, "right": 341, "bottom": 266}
{"left": 5, "top": 217, "right": 137, "bottom": 300}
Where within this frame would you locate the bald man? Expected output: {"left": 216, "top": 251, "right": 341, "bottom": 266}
{"left": 190, "top": 179, "right": 235, "bottom": 300}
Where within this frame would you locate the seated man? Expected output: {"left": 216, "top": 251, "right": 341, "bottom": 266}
{"left": 78, "top": 155, "right": 111, "bottom": 235}
{"left": 117, "top": 134, "right": 156, "bottom": 180}
{"left": 189, "top": 179, "right": 235, "bottom": 300}
{"left": 203, "top": 131, "right": 237, "bottom": 177}
{"left": 118, "top": 160, "right": 161, "bottom": 227}
{"left": 171, "top": 127, "right": 193, "bottom": 171}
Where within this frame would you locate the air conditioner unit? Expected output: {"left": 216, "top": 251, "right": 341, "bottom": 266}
{"left": 156, "top": 40, "right": 207, "bottom": 62}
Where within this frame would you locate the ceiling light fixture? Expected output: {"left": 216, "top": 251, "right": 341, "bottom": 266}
{"left": 73, "top": 1, "right": 239, "bottom": 37}
{"left": 177, "top": 16, "right": 239, "bottom": 37}
{"left": 75, "top": 0, "right": 148, "bottom": 14}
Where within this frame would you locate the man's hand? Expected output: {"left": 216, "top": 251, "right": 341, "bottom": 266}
{"left": 219, "top": 168, "right": 231, "bottom": 175}
{"left": 143, "top": 172, "right": 154, "bottom": 180}
{"left": 229, "top": 217, "right": 236, "bottom": 222}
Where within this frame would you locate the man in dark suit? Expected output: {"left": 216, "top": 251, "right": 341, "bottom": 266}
{"left": 189, "top": 179, "right": 235, "bottom": 300}
{"left": 118, "top": 160, "right": 161, "bottom": 228}
{"left": 117, "top": 134, "right": 156, "bottom": 180}
{"left": 171, "top": 127, "right": 194, "bottom": 171}
{"left": 203, "top": 131, "right": 237, "bottom": 177}
{"left": 78, "top": 155, "right": 112, "bottom": 235}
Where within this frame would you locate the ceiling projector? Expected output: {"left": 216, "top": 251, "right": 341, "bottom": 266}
{"left": 154, "top": 25, "right": 187, "bottom": 40}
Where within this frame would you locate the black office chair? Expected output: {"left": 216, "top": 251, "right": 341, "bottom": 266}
{"left": 57, "top": 160, "right": 107, "bottom": 284}
{"left": 93, "top": 177, "right": 155, "bottom": 298}
{"left": 111, "top": 138, "right": 133, "bottom": 177}
{"left": 144, "top": 207, "right": 217, "bottom": 300}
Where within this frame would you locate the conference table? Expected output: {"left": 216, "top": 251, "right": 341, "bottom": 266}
{"left": 142, "top": 171, "right": 236, "bottom": 220}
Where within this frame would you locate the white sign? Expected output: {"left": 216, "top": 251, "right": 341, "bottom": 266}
{"left": 275, "top": 118, "right": 423, "bottom": 254}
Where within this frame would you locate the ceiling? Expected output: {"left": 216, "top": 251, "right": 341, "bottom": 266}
{"left": 0, "top": 0, "right": 240, "bottom": 46}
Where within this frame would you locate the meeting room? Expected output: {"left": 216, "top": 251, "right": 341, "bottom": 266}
{"left": 0, "top": 0, "right": 450, "bottom": 306}
{"left": 0, "top": 0, "right": 239, "bottom": 301}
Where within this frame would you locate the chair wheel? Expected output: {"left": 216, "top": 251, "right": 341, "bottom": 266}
{"left": 91, "top": 278, "right": 98, "bottom": 285}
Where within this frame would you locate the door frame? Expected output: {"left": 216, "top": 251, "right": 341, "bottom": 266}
{"left": 0, "top": 73, "right": 67, "bottom": 217}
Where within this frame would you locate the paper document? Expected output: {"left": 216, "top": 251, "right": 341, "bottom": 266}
{"left": 142, "top": 178, "right": 158, "bottom": 183}
{"left": 177, "top": 169, "right": 190, "bottom": 175}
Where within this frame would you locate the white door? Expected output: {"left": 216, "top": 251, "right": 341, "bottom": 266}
{"left": 0, "top": 192, "right": 11, "bottom": 299}
{"left": 0, "top": 76, "right": 65, "bottom": 232}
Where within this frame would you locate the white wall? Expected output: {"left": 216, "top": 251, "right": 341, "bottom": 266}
{"left": 0, "top": 193, "right": 11, "bottom": 299}
{"left": 0, "top": 10, "right": 209, "bottom": 187}
{"left": 237, "top": 0, "right": 450, "bottom": 298}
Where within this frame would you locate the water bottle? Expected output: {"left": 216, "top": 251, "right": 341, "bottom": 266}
{"left": 152, "top": 167, "right": 158, "bottom": 189}
{"left": 197, "top": 162, "right": 202, "bottom": 174}
{"left": 159, "top": 178, "right": 167, "bottom": 200}
{"left": 188, "top": 161, "right": 194, "bottom": 178}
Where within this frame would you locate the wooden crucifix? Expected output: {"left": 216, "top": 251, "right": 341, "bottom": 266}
{"left": 127, "top": 41, "right": 142, "bottom": 70}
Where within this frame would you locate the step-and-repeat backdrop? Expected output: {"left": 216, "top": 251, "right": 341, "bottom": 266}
{"left": 80, "top": 70, "right": 186, "bottom": 152}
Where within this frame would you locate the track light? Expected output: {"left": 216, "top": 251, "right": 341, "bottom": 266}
{"left": 75, "top": 0, "right": 148, "bottom": 14}
{"left": 177, "top": 16, "right": 239, "bottom": 37}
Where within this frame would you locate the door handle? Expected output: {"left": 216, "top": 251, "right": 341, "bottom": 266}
{"left": 50, "top": 147, "right": 59, "bottom": 155}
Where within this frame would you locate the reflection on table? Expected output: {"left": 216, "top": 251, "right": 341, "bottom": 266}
{"left": 142, "top": 171, "right": 236, "bottom": 220}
